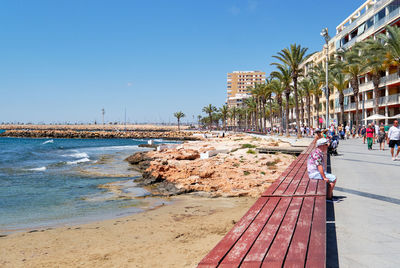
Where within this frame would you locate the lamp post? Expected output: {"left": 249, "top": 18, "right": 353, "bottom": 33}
{"left": 321, "top": 28, "right": 330, "bottom": 128}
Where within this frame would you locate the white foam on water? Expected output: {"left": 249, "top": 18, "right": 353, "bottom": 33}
{"left": 28, "top": 166, "right": 47, "bottom": 171}
{"left": 85, "top": 145, "right": 140, "bottom": 152}
{"left": 63, "top": 152, "right": 89, "bottom": 159}
{"left": 42, "top": 139, "right": 54, "bottom": 144}
{"left": 66, "top": 157, "right": 91, "bottom": 165}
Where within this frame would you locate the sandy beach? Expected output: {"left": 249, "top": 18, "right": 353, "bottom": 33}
{"left": 0, "top": 195, "right": 255, "bottom": 268}
{"left": 0, "top": 133, "right": 306, "bottom": 267}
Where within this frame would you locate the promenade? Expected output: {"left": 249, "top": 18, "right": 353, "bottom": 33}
{"left": 329, "top": 138, "right": 400, "bottom": 267}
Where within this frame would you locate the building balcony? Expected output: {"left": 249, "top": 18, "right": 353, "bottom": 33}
{"left": 335, "top": 93, "right": 400, "bottom": 113}
{"left": 339, "top": 2, "right": 400, "bottom": 51}
{"left": 338, "top": 71, "right": 400, "bottom": 97}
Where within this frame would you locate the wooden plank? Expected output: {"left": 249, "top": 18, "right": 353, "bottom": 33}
{"left": 241, "top": 198, "right": 292, "bottom": 267}
{"left": 305, "top": 177, "right": 318, "bottom": 195}
{"left": 273, "top": 159, "right": 307, "bottom": 195}
{"left": 294, "top": 171, "right": 310, "bottom": 196}
{"left": 261, "top": 198, "right": 304, "bottom": 267}
{"left": 316, "top": 179, "right": 327, "bottom": 197}
{"left": 284, "top": 167, "right": 307, "bottom": 196}
{"left": 218, "top": 198, "right": 280, "bottom": 267}
{"left": 198, "top": 197, "right": 269, "bottom": 266}
{"left": 283, "top": 197, "right": 315, "bottom": 267}
{"left": 305, "top": 197, "right": 326, "bottom": 268}
{"left": 262, "top": 156, "right": 303, "bottom": 196}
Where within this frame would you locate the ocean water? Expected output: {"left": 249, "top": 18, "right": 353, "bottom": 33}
{"left": 0, "top": 137, "right": 179, "bottom": 233}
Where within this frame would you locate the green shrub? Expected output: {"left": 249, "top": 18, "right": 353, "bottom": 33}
{"left": 243, "top": 171, "right": 250, "bottom": 176}
{"left": 246, "top": 149, "right": 256, "bottom": 154}
{"left": 241, "top": 143, "right": 257, "bottom": 149}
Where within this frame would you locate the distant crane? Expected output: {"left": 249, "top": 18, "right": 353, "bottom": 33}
{"left": 101, "top": 108, "right": 105, "bottom": 126}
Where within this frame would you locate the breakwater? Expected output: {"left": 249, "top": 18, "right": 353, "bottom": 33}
{"left": 0, "top": 129, "right": 198, "bottom": 140}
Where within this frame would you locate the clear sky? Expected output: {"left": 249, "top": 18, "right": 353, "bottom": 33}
{"left": 0, "top": 0, "right": 365, "bottom": 124}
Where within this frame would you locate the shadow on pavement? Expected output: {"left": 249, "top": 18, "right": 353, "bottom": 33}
{"left": 326, "top": 201, "right": 339, "bottom": 268}
{"left": 326, "top": 151, "right": 339, "bottom": 268}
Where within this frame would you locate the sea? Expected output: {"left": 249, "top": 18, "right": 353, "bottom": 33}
{"left": 0, "top": 137, "right": 179, "bottom": 234}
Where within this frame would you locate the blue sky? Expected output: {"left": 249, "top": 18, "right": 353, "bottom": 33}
{"left": 0, "top": 0, "right": 365, "bottom": 124}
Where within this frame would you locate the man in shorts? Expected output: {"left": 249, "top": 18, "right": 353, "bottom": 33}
{"left": 387, "top": 120, "right": 400, "bottom": 161}
{"left": 307, "top": 138, "right": 337, "bottom": 200}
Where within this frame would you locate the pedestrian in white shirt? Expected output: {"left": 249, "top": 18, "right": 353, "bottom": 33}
{"left": 387, "top": 120, "right": 400, "bottom": 161}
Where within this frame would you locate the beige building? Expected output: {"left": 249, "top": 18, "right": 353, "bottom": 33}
{"left": 303, "top": 0, "right": 400, "bottom": 127}
{"left": 227, "top": 71, "right": 266, "bottom": 108}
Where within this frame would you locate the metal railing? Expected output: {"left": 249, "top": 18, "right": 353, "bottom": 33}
{"left": 388, "top": 93, "right": 400, "bottom": 104}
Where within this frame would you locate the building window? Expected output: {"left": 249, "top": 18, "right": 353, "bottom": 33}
{"left": 375, "top": 9, "right": 386, "bottom": 23}
{"left": 366, "top": 17, "right": 374, "bottom": 29}
{"left": 357, "top": 23, "right": 365, "bottom": 35}
{"left": 389, "top": 0, "right": 400, "bottom": 13}
{"left": 350, "top": 29, "right": 357, "bottom": 39}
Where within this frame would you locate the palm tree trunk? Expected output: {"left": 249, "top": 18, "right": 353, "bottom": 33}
{"left": 263, "top": 101, "right": 267, "bottom": 132}
{"left": 223, "top": 117, "right": 226, "bottom": 131}
{"left": 339, "top": 92, "right": 345, "bottom": 125}
{"left": 351, "top": 78, "right": 360, "bottom": 130}
{"left": 306, "top": 94, "right": 311, "bottom": 127}
{"left": 316, "top": 97, "right": 320, "bottom": 128}
{"left": 269, "top": 100, "right": 273, "bottom": 130}
{"left": 372, "top": 75, "right": 380, "bottom": 115}
{"left": 300, "top": 99, "right": 304, "bottom": 126}
{"left": 285, "top": 90, "right": 290, "bottom": 136}
{"left": 255, "top": 101, "right": 258, "bottom": 131}
{"left": 293, "top": 77, "right": 302, "bottom": 138}
{"left": 279, "top": 105, "right": 283, "bottom": 135}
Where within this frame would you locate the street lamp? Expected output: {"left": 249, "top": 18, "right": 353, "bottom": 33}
{"left": 320, "top": 28, "right": 330, "bottom": 128}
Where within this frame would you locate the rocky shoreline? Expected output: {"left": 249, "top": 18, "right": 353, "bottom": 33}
{"left": 124, "top": 135, "right": 297, "bottom": 197}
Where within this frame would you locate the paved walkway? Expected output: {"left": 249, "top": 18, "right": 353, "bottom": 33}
{"left": 329, "top": 139, "right": 400, "bottom": 268}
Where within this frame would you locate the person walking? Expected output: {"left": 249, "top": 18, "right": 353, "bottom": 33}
{"left": 361, "top": 126, "right": 367, "bottom": 144}
{"left": 387, "top": 120, "right": 400, "bottom": 160}
{"left": 366, "top": 124, "right": 374, "bottom": 150}
{"left": 374, "top": 122, "right": 379, "bottom": 144}
{"left": 307, "top": 138, "right": 337, "bottom": 200}
{"left": 345, "top": 125, "right": 350, "bottom": 139}
{"left": 378, "top": 126, "right": 387, "bottom": 151}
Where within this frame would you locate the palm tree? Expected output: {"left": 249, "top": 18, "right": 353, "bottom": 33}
{"left": 311, "top": 80, "right": 323, "bottom": 128}
{"left": 272, "top": 44, "right": 309, "bottom": 137}
{"left": 249, "top": 83, "right": 265, "bottom": 131}
{"left": 331, "top": 69, "right": 348, "bottom": 125}
{"left": 265, "top": 80, "right": 274, "bottom": 129}
{"left": 244, "top": 97, "right": 257, "bottom": 130}
{"left": 259, "top": 82, "right": 270, "bottom": 131}
{"left": 197, "top": 115, "right": 202, "bottom": 128}
{"left": 271, "top": 65, "right": 292, "bottom": 136}
{"left": 298, "top": 87, "right": 305, "bottom": 125}
{"left": 335, "top": 47, "right": 366, "bottom": 130}
{"left": 229, "top": 106, "right": 238, "bottom": 131}
{"left": 173, "top": 111, "right": 185, "bottom": 131}
{"left": 311, "top": 62, "right": 336, "bottom": 127}
{"left": 202, "top": 104, "right": 217, "bottom": 129}
{"left": 358, "top": 38, "right": 387, "bottom": 115}
{"left": 299, "top": 78, "right": 313, "bottom": 127}
{"left": 381, "top": 25, "right": 400, "bottom": 68}
{"left": 219, "top": 105, "right": 229, "bottom": 131}
{"left": 269, "top": 79, "right": 285, "bottom": 134}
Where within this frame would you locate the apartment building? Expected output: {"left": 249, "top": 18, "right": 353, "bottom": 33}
{"left": 226, "top": 71, "right": 266, "bottom": 108}
{"left": 303, "top": 0, "right": 400, "bottom": 127}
